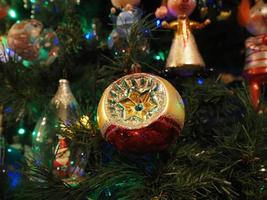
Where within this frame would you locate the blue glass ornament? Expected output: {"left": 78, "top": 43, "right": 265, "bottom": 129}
{"left": 116, "top": 8, "right": 142, "bottom": 36}
{"left": 108, "top": 7, "right": 142, "bottom": 50}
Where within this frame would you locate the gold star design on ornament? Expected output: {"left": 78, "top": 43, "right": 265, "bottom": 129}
{"left": 119, "top": 89, "right": 158, "bottom": 121}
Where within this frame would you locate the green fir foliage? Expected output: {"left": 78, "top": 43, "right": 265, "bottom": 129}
{"left": 1, "top": 0, "right": 267, "bottom": 200}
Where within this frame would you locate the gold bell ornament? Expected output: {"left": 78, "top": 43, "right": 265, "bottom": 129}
{"left": 155, "top": 0, "right": 210, "bottom": 75}
{"left": 32, "top": 79, "right": 87, "bottom": 184}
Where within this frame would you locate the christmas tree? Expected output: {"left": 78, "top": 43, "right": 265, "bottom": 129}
{"left": 1, "top": 0, "right": 267, "bottom": 199}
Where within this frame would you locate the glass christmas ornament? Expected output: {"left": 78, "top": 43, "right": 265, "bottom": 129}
{"left": 155, "top": 0, "right": 210, "bottom": 76}
{"left": 7, "top": 19, "right": 59, "bottom": 66}
{"left": 116, "top": 8, "right": 141, "bottom": 37}
{"left": 97, "top": 73, "right": 185, "bottom": 153}
{"left": 238, "top": 0, "right": 267, "bottom": 110}
{"left": 108, "top": 0, "right": 145, "bottom": 55}
{"left": 32, "top": 79, "right": 87, "bottom": 184}
{"left": 7, "top": 19, "right": 43, "bottom": 61}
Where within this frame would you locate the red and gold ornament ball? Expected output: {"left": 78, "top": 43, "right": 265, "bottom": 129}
{"left": 97, "top": 73, "right": 185, "bottom": 153}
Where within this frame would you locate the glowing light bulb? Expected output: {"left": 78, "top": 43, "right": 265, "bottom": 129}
{"left": 8, "top": 9, "right": 17, "bottom": 19}
{"left": 253, "top": 83, "right": 259, "bottom": 90}
{"left": 18, "top": 128, "right": 25, "bottom": 135}
{"left": 197, "top": 78, "right": 204, "bottom": 85}
{"left": 156, "top": 19, "right": 162, "bottom": 27}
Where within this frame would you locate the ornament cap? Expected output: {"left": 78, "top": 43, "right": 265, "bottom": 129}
{"left": 129, "top": 63, "right": 142, "bottom": 74}
{"left": 59, "top": 79, "right": 69, "bottom": 84}
{"left": 54, "top": 79, "right": 72, "bottom": 96}
{"left": 56, "top": 79, "right": 72, "bottom": 94}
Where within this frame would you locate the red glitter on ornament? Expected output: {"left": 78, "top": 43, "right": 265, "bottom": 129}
{"left": 105, "top": 116, "right": 182, "bottom": 153}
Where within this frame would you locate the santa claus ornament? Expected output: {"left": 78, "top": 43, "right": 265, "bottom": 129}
{"left": 53, "top": 135, "right": 71, "bottom": 177}
{"left": 97, "top": 73, "right": 185, "bottom": 153}
{"left": 238, "top": 0, "right": 267, "bottom": 110}
{"left": 155, "top": 0, "right": 210, "bottom": 76}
